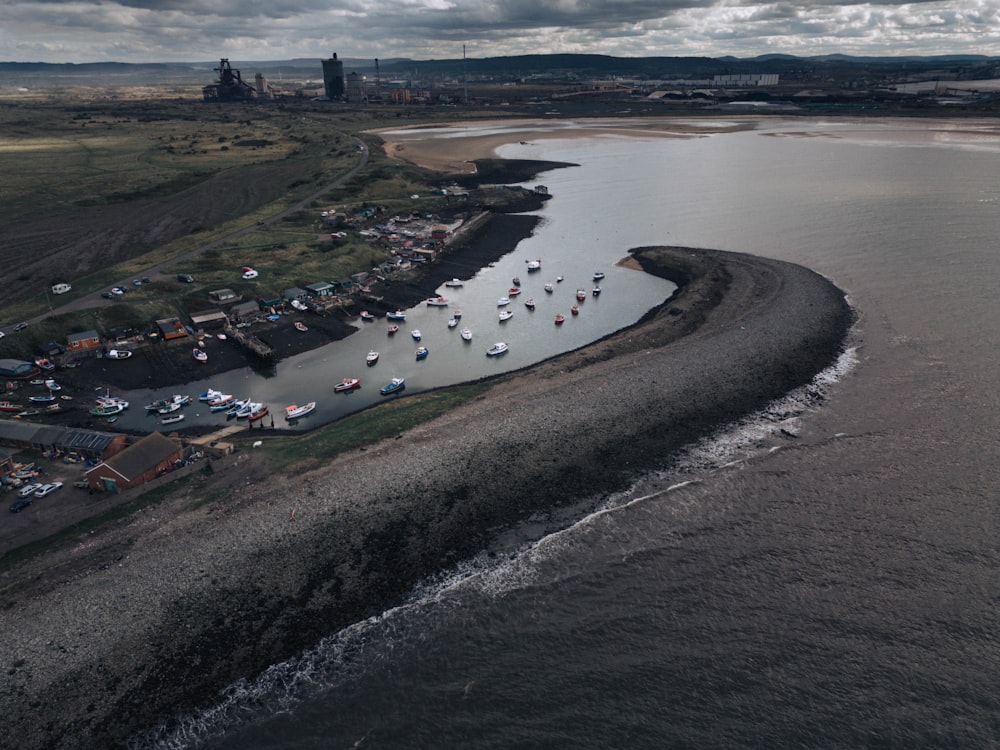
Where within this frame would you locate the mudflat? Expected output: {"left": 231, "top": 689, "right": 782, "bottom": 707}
{"left": 0, "top": 243, "right": 852, "bottom": 750}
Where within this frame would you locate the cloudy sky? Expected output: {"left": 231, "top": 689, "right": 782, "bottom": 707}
{"left": 1, "top": 0, "right": 998, "bottom": 64}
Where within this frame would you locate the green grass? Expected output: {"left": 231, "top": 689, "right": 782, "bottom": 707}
{"left": 240, "top": 381, "right": 495, "bottom": 471}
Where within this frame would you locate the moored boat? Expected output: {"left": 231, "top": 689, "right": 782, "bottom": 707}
{"left": 386, "top": 310, "right": 407, "bottom": 321}
{"left": 359, "top": 310, "right": 375, "bottom": 321}
{"left": 448, "top": 317, "right": 458, "bottom": 328}
{"left": 444, "top": 278, "right": 464, "bottom": 288}
{"left": 379, "top": 377, "right": 406, "bottom": 396}
{"left": 512, "top": 276, "right": 521, "bottom": 286}
{"left": 0, "top": 401, "right": 22, "bottom": 413}
{"left": 499, "top": 310, "right": 513, "bottom": 322}
{"left": 411, "top": 329, "right": 421, "bottom": 340}
{"left": 593, "top": 271, "right": 605, "bottom": 281}
{"left": 90, "top": 402, "right": 125, "bottom": 417}
{"left": 415, "top": 346, "right": 429, "bottom": 360}
{"left": 555, "top": 313, "right": 565, "bottom": 325}
{"left": 34, "top": 357, "right": 56, "bottom": 372}
{"left": 247, "top": 403, "right": 269, "bottom": 421}
{"left": 524, "top": 298, "right": 535, "bottom": 310}
{"left": 576, "top": 289, "right": 587, "bottom": 301}
{"left": 452, "top": 309, "right": 462, "bottom": 319}
{"left": 507, "top": 286, "right": 521, "bottom": 296}
{"left": 105, "top": 349, "right": 132, "bottom": 360}
{"left": 425, "top": 296, "right": 449, "bottom": 306}
{"left": 29, "top": 395, "right": 56, "bottom": 403}
{"left": 199, "top": 388, "right": 224, "bottom": 402}
{"left": 526, "top": 259, "right": 542, "bottom": 272}
{"left": 160, "top": 413, "right": 185, "bottom": 425}
{"left": 334, "top": 377, "right": 361, "bottom": 393}
{"left": 387, "top": 324, "right": 399, "bottom": 335}
{"left": 544, "top": 282, "right": 554, "bottom": 293}
{"left": 44, "top": 379, "right": 61, "bottom": 391}
{"left": 486, "top": 342, "right": 509, "bottom": 357}
{"left": 571, "top": 304, "right": 580, "bottom": 315}
{"left": 461, "top": 328, "right": 472, "bottom": 341}
{"left": 366, "top": 350, "right": 380, "bottom": 366}
{"left": 497, "top": 296, "right": 510, "bottom": 306}
{"left": 592, "top": 286, "right": 602, "bottom": 296}
{"left": 192, "top": 347, "right": 208, "bottom": 363}
{"left": 294, "top": 321, "right": 308, "bottom": 332}
{"left": 285, "top": 402, "right": 316, "bottom": 420}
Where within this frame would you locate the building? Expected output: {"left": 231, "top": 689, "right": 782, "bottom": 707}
{"left": 209, "top": 288, "right": 239, "bottom": 304}
{"left": 305, "top": 281, "right": 335, "bottom": 298}
{"left": 67, "top": 330, "right": 102, "bottom": 352}
{"left": 0, "top": 359, "right": 36, "bottom": 379}
{"left": 189, "top": 309, "right": 229, "bottom": 331}
{"left": 346, "top": 71, "right": 366, "bottom": 102}
{"left": 85, "top": 432, "right": 183, "bottom": 493}
{"left": 0, "top": 420, "right": 125, "bottom": 459}
{"left": 321, "top": 52, "right": 346, "bottom": 100}
{"left": 283, "top": 287, "right": 309, "bottom": 302}
{"left": 155, "top": 318, "right": 188, "bottom": 340}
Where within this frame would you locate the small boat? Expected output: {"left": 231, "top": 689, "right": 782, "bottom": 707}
{"left": 90, "top": 402, "right": 124, "bottom": 417}
{"left": 226, "top": 397, "right": 252, "bottom": 417}
{"left": 207, "top": 393, "right": 234, "bottom": 407}
{"left": 555, "top": 314, "right": 565, "bottom": 325}
{"left": 425, "top": 296, "right": 449, "bottom": 306}
{"left": 415, "top": 346, "right": 429, "bottom": 360}
{"left": 44, "top": 379, "right": 61, "bottom": 391}
{"left": 249, "top": 403, "right": 270, "bottom": 421}
{"left": 294, "top": 321, "right": 308, "bottom": 332}
{"left": 157, "top": 401, "right": 182, "bottom": 414}
{"left": 217, "top": 332, "right": 228, "bottom": 340}
{"left": 386, "top": 310, "right": 407, "bottom": 321}
{"left": 452, "top": 309, "right": 462, "bottom": 319}
{"left": 507, "top": 286, "right": 521, "bottom": 296}
{"left": 105, "top": 349, "right": 132, "bottom": 360}
{"left": 524, "top": 298, "right": 535, "bottom": 310}
{"left": 285, "top": 402, "right": 316, "bottom": 420}
{"left": 544, "top": 282, "right": 554, "bottom": 293}
{"left": 486, "top": 342, "right": 509, "bottom": 357}
{"left": 499, "top": 310, "right": 513, "bottom": 322}
{"left": 571, "top": 304, "right": 580, "bottom": 315}
{"left": 199, "top": 388, "right": 223, "bottom": 402}
{"left": 411, "top": 330, "right": 421, "bottom": 341}
{"left": 379, "top": 377, "right": 406, "bottom": 396}
{"left": 360, "top": 310, "right": 375, "bottom": 321}
{"left": 0, "top": 401, "right": 22, "bottom": 413}
{"left": 576, "top": 289, "right": 587, "bottom": 301}
{"left": 387, "top": 324, "right": 399, "bottom": 335}
{"left": 192, "top": 348, "right": 208, "bottom": 363}
{"left": 290, "top": 299, "right": 308, "bottom": 312}
{"left": 461, "top": 328, "right": 472, "bottom": 341}
{"left": 107, "top": 415, "right": 118, "bottom": 424}
{"left": 29, "top": 395, "right": 56, "bottom": 403}
{"left": 444, "top": 278, "right": 464, "bottom": 288}
{"left": 593, "top": 271, "right": 605, "bottom": 281}
{"left": 556, "top": 275, "right": 564, "bottom": 283}
{"left": 366, "top": 351, "right": 380, "bottom": 366}
{"left": 34, "top": 357, "right": 56, "bottom": 372}
{"left": 210, "top": 399, "right": 237, "bottom": 413}
{"left": 448, "top": 318, "right": 458, "bottom": 328}
{"left": 592, "top": 286, "right": 602, "bottom": 296}
{"left": 526, "top": 259, "right": 542, "bottom": 272}
{"left": 334, "top": 377, "right": 361, "bottom": 393}
{"left": 160, "top": 413, "right": 185, "bottom": 425}
{"left": 512, "top": 276, "right": 521, "bottom": 286}
{"left": 497, "top": 297, "right": 510, "bottom": 306}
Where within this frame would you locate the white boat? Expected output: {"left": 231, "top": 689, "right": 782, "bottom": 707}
{"left": 386, "top": 310, "right": 407, "bottom": 321}
{"left": 593, "top": 271, "right": 605, "bottom": 281}
{"left": 285, "top": 402, "right": 316, "bottom": 420}
{"left": 192, "top": 348, "right": 208, "bottom": 363}
{"left": 290, "top": 299, "right": 308, "bottom": 311}
{"left": 444, "top": 278, "right": 464, "bottom": 288}
{"left": 157, "top": 401, "right": 182, "bottom": 414}
{"left": 105, "top": 349, "right": 132, "bottom": 360}
{"left": 461, "top": 328, "right": 472, "bottom": 341}
{"left": 247, "top": 403, "right": 269, "bottom": 422}
{"left": 235, "top": 401, "right": 261, "bottom": 419}
{"left": 499, "top": 310, "right": 513, "bottom": 322}
{"left": 497, "top": 296, "right": 510, "bottom": 306}
{"left": 425, "top": 296, "right": 449, "bottom": 306}
{"left": 366, "top": 350, "right": 380, "bottom": 366}
{"left": 334, "top": 377, "right": 361, "bottom": 393}
{"left": 160, "top": 413, "right": 185, "bottom": 425}
{"left": 44, "top": 379, "right": 61, "bottom": 391}
{"left": 526, "top": 259, "right": 541, "bottom": 272}
{"left": 411, "top": 329, "right": 422, "bottom": 340}
{"left": 486, "top": 342, "right": 509, "bottom": 357}
{"left": 379, "top": 377, "right": 406, "bottom": 396}
{"left": 544, "top": 282, "right": 554, "bottom": 293}
{"left": 448, "top": 318, "right": 458, "bottom": 328}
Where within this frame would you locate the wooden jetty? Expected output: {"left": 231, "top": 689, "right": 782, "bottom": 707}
{"left": 227, "top": 328, "right": 276, "bottom": 361}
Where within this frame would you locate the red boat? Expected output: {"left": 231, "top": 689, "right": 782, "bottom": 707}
{"left": 387, "top": 324, "right": 399, "bottom": 335}
{"left": 334, "top": 377, "right": 361, "bottom": 393}
{"left": 571, "top": 304, "right": 579, "bottom": 315}
{"left": 576, "top": 289, "right": 587, "bottom": 301}
{"left": 0, "top": 401, "right": 23, "bottom": 413}
{"left": 294, "top": 321, "right": 308, "bottom": 332}
{"left": 508, "top": 286, "right": 522, "bottom": 296}
{"left": 555, "top": 314, "right": 565, "bottom": 325}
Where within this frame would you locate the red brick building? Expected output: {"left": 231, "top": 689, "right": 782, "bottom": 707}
{"left": 85, "top": 432, "right": 183, "bottom": 493}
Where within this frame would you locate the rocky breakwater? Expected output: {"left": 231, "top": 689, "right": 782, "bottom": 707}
{"left": 0, "top": 246, "right": 853, "bottom": 750}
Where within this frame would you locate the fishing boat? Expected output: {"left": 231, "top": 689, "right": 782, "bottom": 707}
{"left": 160, "top": 413, "right": 185, "bottom": 425}
{"left": 366, "top": 350, "right": 380, "bottom": 366}
{"left": 461, "top": 328, "right": 472, "bottom": 341}
{"left": 556, "top": 275, "right": 565, "bottom": 283}
{"left": 411, "top": 330, "right": 422, "bottom": 341}
{"left": 448, "top": 317, "right": 458, "bottom": 328}
{"left": 387, "top": 324, "right": 399, "bottom": 336}
{"left": 571, "top": 304, "right": 580, "bottom": 315}
{"left": 486, "top": 342, "right": 509, "bottom": 357}
{"left": 544, "top": 282, "right": 554, "bottom": 293}
{"left": 507, "top": 286, "right": 521, "bottom": 296}
{"left": 0, "top": 401, "right": 22, "bottom": 413}
{"left": 452, "top": 310, "right": 462, "bottom": 319}
{"left": 499, "top": 310, "right": 513, "bottom": 322}
{"left": 360, "top": 310, "right": 375, "bottom": 321}
{"left": 444, "top": 278, "right": 464, "bottom": 288}
{"left": 386, "top": 310, "right": 407, "bottom": 321}
{"left": 425, "top": 296, "right": 449, "bottom": 306}
{"left": 497, "top": 296, "right": 510, "bottom": 307}
{"left": 526, "top": 259, "right": 542, "bottom": 272}
{"left": 285, "top": 402, "right": 316, "bottom": 420}
{"left": 199, "top": 388, "right": 224, "bottom": 402}
{"left": 34, "top": 357, "right": 56, "bottom": 372}
{"left": 225, "top": 397, "right": 252, "bottom": 416}
{"left": 294, "top": 321, "right": 308, "bottom": 332}
{"left": 555, "top": 314, "right": 566, "bottom": 325}
{"left": 512, "top": 276, "right": 521, "bottom": 286}
{"left": 379, "top": 377, "right": 406, "bottom": 396}
{"left": 415, "top": 346, "right": 429, "bottom": 360}
{"left": 576, "top": 289, "right": 587, "bottom": 301}
{"left": 593, "top": 271, "right": 605, "bottom": 281}
{"left": 105, "top": 349, "right": 132, "bottom": 360}
{"left": 235, "top": 401, "right": 261, "bottom": 419}
{"left": 334, "top": 377, "right": 361, "bottom": 393}
{"left": 29, "top": 395, "right": 56, "bottom": 403}
{"left": 90, "top": 402, "right": 125, "bottom": 417}
{"left": 207, "top": 393, "right": 234, "bottom": 407}
{"left": 592, "top": 286, "right": 602, "bottom": 296}
{"left": 192, "top": 347, "right": 208, "bottom": 363}
{"left": 157, "top": 401, "right": 182, "bottom": 415}
{"left": 524, "top": 298, "right": 535, "bottom": 310}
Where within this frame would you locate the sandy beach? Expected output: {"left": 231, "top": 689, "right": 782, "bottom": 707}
{"left": 0, "top": 239, "right": 852, "bottom": 749}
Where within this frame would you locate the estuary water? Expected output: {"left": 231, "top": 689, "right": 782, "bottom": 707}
{"left": 144, "top": 117, "right": 1000, "bottom": 749}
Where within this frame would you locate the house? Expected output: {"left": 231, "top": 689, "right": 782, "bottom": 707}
{"left": 209, "top": 288, "right": 239, "bottom": 304}
{"left": 84, "top": 432, "right": 183, "bottom": 493}
{"left": 305, "top": 281, "right": 335, "bottom": 298}
{"left": 189, "top": 309, "right": 229, "bottom": 331}
{"left": 67, "top": 330, "right": 102, "bottom": 352}
{"left": 155, "top": 318, "right": 188, "bottom": 340}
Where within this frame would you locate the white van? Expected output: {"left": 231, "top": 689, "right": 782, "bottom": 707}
{"left": 51, "top": 283, "right": 72, "bottom": 295}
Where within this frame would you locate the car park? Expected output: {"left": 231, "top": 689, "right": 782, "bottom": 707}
{"left": 18, "top": 482, "right": 44, "bottom": 498}
{"left": 34, "top": 481, "right": 64, "bottom": 498}
{"left": 9, "top": 498, "right": 32, "bottom": 513}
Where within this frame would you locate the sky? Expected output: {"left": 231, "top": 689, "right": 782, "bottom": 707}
{"left": 1, "top": 0, "right": 999, "bottom": 64}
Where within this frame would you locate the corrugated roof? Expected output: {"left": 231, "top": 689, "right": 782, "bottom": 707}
{"left": 93, "top": 432, "right": 181, "bottom": 482}
{"left": 61, "top": 430, "right": 115, "bottom": 452}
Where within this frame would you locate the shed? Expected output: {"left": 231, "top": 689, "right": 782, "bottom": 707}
{"left": 156, "top": 318, "right": 188, "bottom": 340}
{"left": 85, "top": 432, "right": 183, "bottom": 493}
{"left": 67, "top": 330, "right": 102, "bottom": 352}
{"left": 36, "top": 341, "right": 65, "bottom": 357}
{"left": 283, "top": 287, "right": 308, "bottom": 301}
{"left": 231, "top": 301, "right": 262, "bottom": 321}
{"left": 0, "top": 359, "right": 36, "bottom": 379}
{"left": 305, "top": 281, "right": 335, "bottom": 298}
{"left": 190, "top": 309, "right": 229, "bottom": 331}
{"left": 209, "top": 288, "right": 239, "bottom": 303}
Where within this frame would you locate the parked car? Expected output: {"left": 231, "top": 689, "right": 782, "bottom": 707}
{"left": 132, "top": 278, "right": 142, "bottom": 286}
{"left": 110, "top": 287, "right": 124, "bottom": 296}
{"left": 0, "top": 331, "right": 5, "bottom": 339}
{"left": 141, "top": 276, "right": 151, "bottom": 284}
{"left": 13, "top": 321, "right": 28, "bottom": 332}
{"left": 72, "top": 479, "right": 89, "bottom": 489}
{"left": 177, "top": 274, "right": 194, "bottom": 283}
{"left": 34, "top": 481, "right": 64, "bottom": 498}
{"left": 101, "top": 291, "right": 115, "bottom": 299}
{"left": 9, "top": 498, "right": 32, "bottom": 513}
{"left": 18, "top": 482, "right": 44, "bottom": 498}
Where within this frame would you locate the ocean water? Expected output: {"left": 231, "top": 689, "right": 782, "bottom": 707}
{"left": 140, "top": 118, "right": 1000, "bottom": 749}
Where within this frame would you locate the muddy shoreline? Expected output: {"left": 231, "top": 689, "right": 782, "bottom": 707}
{"left": 0, "top": 240, "right": 853, "bottom": 750}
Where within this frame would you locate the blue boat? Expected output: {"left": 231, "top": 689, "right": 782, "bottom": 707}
{"left": 386, "top": 310, "right": 406, "bottom": 321}
{"left": 379, "top": 377, "right": 405, "bottom": 396}
{"left": 415, "top": 346, "right": 429, "bottom": 360}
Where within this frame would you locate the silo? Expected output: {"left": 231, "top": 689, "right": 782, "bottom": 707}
{"left": 322, "top": 52, "right": 345, "bottom": 99}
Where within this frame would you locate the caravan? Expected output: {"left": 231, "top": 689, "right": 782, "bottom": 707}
{"left": 51, "top": 283, "right": 72, "bottom": 295}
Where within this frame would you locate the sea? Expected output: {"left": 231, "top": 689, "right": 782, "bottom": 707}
{"left": 139, "top": 117, "right": 1000, "bottom": 749}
